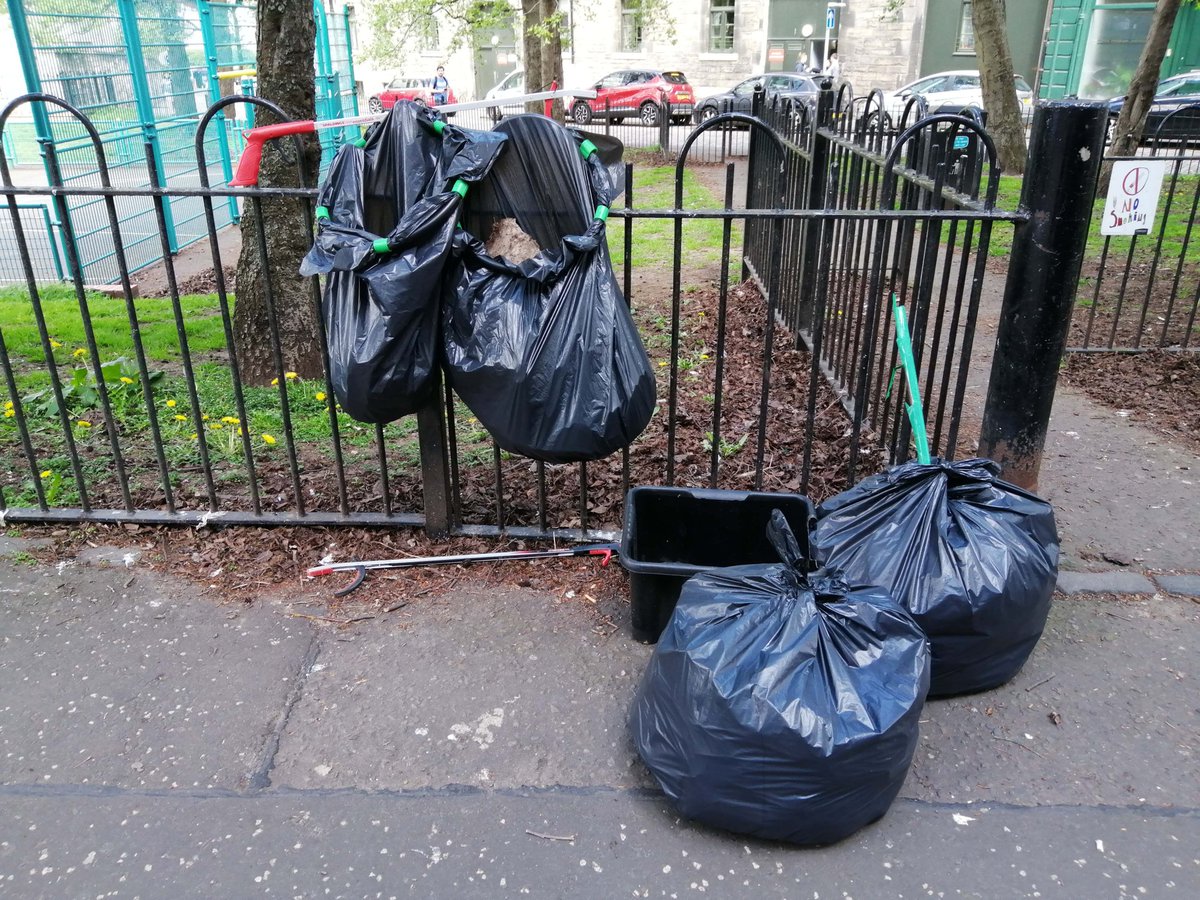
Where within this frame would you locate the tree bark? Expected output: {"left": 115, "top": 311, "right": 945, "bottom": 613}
{"left": 521, "top": 0, "right": 542, "bottom": 114}
{"left": 1108, "top": 0, "right": 1183, "bottom": 158}
{"left": 972, "top": 0, "right": 1027, "bottom": 174}
{"left": 233, "top": 0, "right": 324, "bottom": 386}
{"left": 541, "top": 0, "right": 565, "bottom": 122}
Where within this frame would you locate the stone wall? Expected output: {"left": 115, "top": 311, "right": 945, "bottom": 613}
{"left": 836, "top": 0, "right": 927, "bottom": 94}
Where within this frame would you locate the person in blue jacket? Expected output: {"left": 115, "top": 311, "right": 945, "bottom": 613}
{"left": 431, "top": 65, "right": 450, "bottom": 105}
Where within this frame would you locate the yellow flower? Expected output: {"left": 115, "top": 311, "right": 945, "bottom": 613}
{"left": 40, "top": 470, "right": 51, "bottom": 478}
{"left": 270, "top": 378, "right": 279, "bottom": 386}
{"left": 72, "top": 348, "right": 87, "bottom": 358}
{"left": 658, "top": 361, "right": 668, "bottom": 367}
{"left": 77, "top": 420, "right": 92, "bottom": 428}
{"left": 221, "top": 416, "right": 239, "bottom": 425}
{"left": 261, "top": 433, "right": 276, "bottom": 445}
{"left": 315, "top": 391, "right": 326, "bottom": 402}
{"left": 700, "top": 354, "right": 709, "bottom": 360}
{"left": 174, "top": 414, "right": 187, "bottom": 422}
{"left": 166, "top": 399, "right": 176, "bottom": 408}
{"left": 285, "top": 371, "right": 298, "bottom": 380}
{"left": 3, "top": 400, "right": 12, "bottom": 409}
{"left": 211, "top": 423, "right": 223, "bottom": 430}
{"left": 189, "top": 433, "right": 198, "bottom": 440}
{"left": 119, "top": 376, "right": 134, "bottom": 384}
{"left": 3, "top": 410, "right": 14, "bottom": 418}
{"left": 698, "top": 311, "right": 706, "bottom": 317}
{"left": 201, "top": 414, "right": 209, "bottom": 421}
{"left": 49, "top": 339, "right": 62, "bottom": 349}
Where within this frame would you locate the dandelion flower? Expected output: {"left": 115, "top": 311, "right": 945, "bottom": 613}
{"left": 211, "top": 423, "right": 223, "bottom": 430}
{"left": 49, "top": 339, "right": 62, "bottom": 349}
{"left": 40, "top": 470, "right": 51, "bottom": 478}
{"left": 658, "top": 361, "right": 668, "bottom": 367}
{"left": 166, "top": 399, "right": 176, "bottom": 408}
{"left": 72, "top": 348, "right": 87, "bottom": 358}
{"left": 189, "top": 433, "right": 198, "bottom": 440}
{"left": 221, "top": 416, "right": 239, "bottom": 425}
{"left": 77, "top": 420, "right": 92, "bottom": 428}
{"left": 119, "top": 376, "right": 134, "bottom": 384}
{"left": 201, "top": 414, "right": 209, "bottom": 421}
{"left": 285, "top": 371, "right": 298, "bottom": 380}
{"left": 174, "top": 414, "right": 187, "bottom": 422}
{"left": 4, "top": 400, "right": 12, "bottom": 409}
{"left": 270, "top": 378, "right": 279, "bottom": 386}
{"left": 700, "top": 354, "right": 710, "bottom": 360}
{"left": 261, "top": 433, "right": 276, "bottom": 445}
{"left": 3, "top": 410, "right": 14, "bottom": 418}
{"left": 315, "top": 391, "right": 326, "bottom": 402}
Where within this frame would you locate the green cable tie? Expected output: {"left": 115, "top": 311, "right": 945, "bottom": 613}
{"left": 451, "top": 179, "right": 468, "bottom": 199}
{"left": 579, "top": 139, "right": 598, "bottom": 159}
{"left": 432, "top": 120, "right": 446, "bottom": 135}
{"left": 892, "top": 293, "right": 932, "bottom": 465}
{"left": 314, "top": 205, "right": 330, "bottom": 220}
{"left": 594, "top": 204, "right": 609, "bottom": 222}
{"left": 353, "top": 137, "right": 367, "bottom": 148}
{"left": 372, "top": 238, "right": 391, "bottom": 255}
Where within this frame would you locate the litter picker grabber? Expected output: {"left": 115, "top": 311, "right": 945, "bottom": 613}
{"left": 229, "top": 88, "right": 595, "bottom": 186}
{"left": 891, "top": 293, "right": 932, "bottom": 465}
{"left": 307, "top": 544, "right": 618, "bottom": 596}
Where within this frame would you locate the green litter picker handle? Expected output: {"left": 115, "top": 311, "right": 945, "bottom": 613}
{"left": 892, "top": 294, "right": 932, "bottom": 465}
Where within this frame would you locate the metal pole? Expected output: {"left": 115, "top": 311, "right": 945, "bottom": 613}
{"left": 343, "top": 6, "right": 360, "bottom": 116}
{"left": 979, "top": 101, "right": 1107, "bottom": 490}
{"left": 116, "top": 0, "right": 179, "bottom": 252}
{"left": 797, "top": 84, "right": 835, "bottom": 333}
{"left": 197, "top": 0, "right": 238, "bottom": 221}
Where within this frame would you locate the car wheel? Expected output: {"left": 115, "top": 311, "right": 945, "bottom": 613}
{"left": 368, "top": 96, "right": 383, "bottom": 114}
{"left": 571, "top": 101, "right": 593, "bottom": 126}
{"left": 639, "top": 102, "right": 660, "bottom": 127}
{"left": 700, "top": 105, "right": 717, "bottom": 122}
{"left": 488, "top": 106, "right": 503, "bottom": 123}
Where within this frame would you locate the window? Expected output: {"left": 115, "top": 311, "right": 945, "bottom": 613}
{"left": 709, "top": 0, "right": 736, "bottom": 53}
{"left": 620, "top": 0, "right": 643, "bottom": 52}
{"left": 417, "top": 19, "right": 439, "bottom": 52}
{"left": 956, "top": 2, "right": 975, "bottom": 53}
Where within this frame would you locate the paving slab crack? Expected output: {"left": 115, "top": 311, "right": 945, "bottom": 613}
{"left": 241, "top": 629, "right": 321, "bottom": 792}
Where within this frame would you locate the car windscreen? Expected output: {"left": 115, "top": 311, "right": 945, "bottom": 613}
{"left": 1015, "top": 76, "right": 1032, "bottom": 92}
{"left": 660, "top": 71, "right": 688, "bottom": 84}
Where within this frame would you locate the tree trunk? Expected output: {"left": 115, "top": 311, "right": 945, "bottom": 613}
{"left": 521, "top": 0, "right": 542, "bottom": 114}
{"left": 1108, "top": 0, "right": 1183, "bottom": 158}
{"left": 541, "top": 0, "right": 565, "bottom": 122}
{"left": 972, "top": 0, "right": 1027, "bottom": 174}
{"left": 233, "top": 0, "right": 324, "bottom": 386}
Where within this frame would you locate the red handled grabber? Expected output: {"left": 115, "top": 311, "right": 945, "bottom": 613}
{"left": 307, "top": 544, "right": 618, "bottom": 596}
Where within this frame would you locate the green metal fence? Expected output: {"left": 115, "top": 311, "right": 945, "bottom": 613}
{"left": 3, "top": 0, "right": 358, "bottom": 285}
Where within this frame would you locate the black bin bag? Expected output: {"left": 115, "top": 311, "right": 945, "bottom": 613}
{"left": 630, "top": 511, "right": 930, "bottom": 846}
{"left": 811, "top": 458, "right": 1059, "bottom": 698}
{"left": 301, "top": 103, "right": 505, "bottom": 423}
{"left": 442, "top": 116, "right": 655, "bottom": 462}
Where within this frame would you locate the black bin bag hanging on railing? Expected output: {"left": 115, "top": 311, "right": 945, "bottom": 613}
{"left": 630, "top": 511, "right": 930, "bottom": 846}
{"left": 300, "top": 103, "right": 505, "bottom": 423}
{"left": 441, "top": 115, "right": 655, "bottom": 463}
{"left": 811, "top": 458, "right": 1060, "bottom": 698}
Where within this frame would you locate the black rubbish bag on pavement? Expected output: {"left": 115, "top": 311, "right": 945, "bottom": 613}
{"left": 301, "top": 103, "right": 506, "bottom": 423}
{"left": 442, "top": 116, "right": 655, "bottom": 463}
{"left": 811, "top": 457, "right": 1059, "bottom": 698}
{"left": 630, "top": 510, "right": 930, "bottom": 846}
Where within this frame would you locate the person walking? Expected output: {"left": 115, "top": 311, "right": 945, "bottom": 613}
{"left": 823, "top": 52, "right": 841, "bottom": 80}
{"left": 431, "top": 65, "right": 450, "bottom": 105}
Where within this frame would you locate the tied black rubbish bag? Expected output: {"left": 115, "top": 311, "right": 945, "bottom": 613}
{"left": 301, "top": 103, "right": 505, "bottom": 423}
{"left": 630, "top": 511, "right": 930, "bottom": 846}
{"left": 442, "top": 116, "right": 655, "bottom": 463}
{"left": 812, "top": 457, "right": 1059, "bottom": 698}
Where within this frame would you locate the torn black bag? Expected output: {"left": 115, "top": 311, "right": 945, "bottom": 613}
{"left": 441, "top": 116, "right": 655, "bottom": 463}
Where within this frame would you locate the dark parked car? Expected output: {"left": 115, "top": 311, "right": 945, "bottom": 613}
{"left": 692, "top": 73, "right": 821, "bottom": 124}
{"left": 1108, "top": 71, "right": 1200, "bottom": 143}
{"left": 569, "top": 70, "right": 695, "bottom": 126}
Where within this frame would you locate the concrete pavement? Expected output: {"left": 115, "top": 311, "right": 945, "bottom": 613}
{"left": 0, "top": 542, "right": 1196, "bottom": 898}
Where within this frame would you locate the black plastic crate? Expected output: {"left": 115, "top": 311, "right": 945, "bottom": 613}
{"left": 621, "top": 486, "right": 815, "bottom": 643}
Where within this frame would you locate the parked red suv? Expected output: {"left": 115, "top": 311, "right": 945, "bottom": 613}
{"left": 367, "top": 77, "right": 458, "bottom": 114}
{"left": 570, "top": 70, "right": 694, "bottom": 127}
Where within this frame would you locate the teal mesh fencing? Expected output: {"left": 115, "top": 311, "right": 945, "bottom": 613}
{"left": 3, "top": 0, "right": 358, "bottom": 284}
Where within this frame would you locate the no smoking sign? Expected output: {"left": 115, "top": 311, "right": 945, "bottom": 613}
{"left": 1101, "top": 160, "right": 1168, "bottom": 236}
